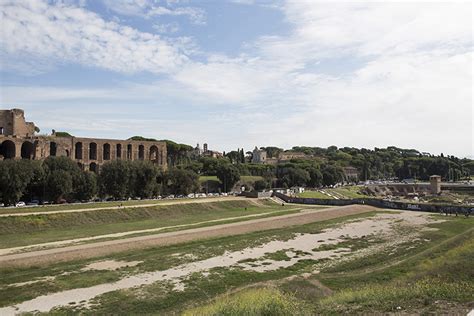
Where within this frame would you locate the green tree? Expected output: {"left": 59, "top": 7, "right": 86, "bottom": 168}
{"left": 164, "top": 168, "right": 199, "bottom": 195}
{"left": 99, "top": 160, "right": 132, "bottom": 199}
{"left": 254, "top": 179, "right": 269, "bottom": 191}
{"left": 42, "top": 157, "right": 81, "bottom": 202}
{"left": 45, "top": 170, "right": 73, "bottom": 202}
{"left": 216, "top": 164, "right": 241, "bottom": 192}
{"left": 321, "top": 164, "right": 344, "bottom": 186}
{"left": 130, "top": 161, "right": 160, "bottom": 199}
{"left": 0, "top": 160, "right": 35, "bottom": 205}
{"left": 307, "top": 167, "right": 323, "bottom": 187}
{"left": 74, "top": 171, "right": 97, "bottom": 201}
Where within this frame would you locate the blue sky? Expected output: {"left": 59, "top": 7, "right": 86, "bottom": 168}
{"left": 0, "top": 0, "right": 472, "bottom": 158}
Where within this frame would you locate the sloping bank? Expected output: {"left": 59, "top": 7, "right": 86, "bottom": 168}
{"left": 273, "top": 192, "right": 473, "bottom": 215}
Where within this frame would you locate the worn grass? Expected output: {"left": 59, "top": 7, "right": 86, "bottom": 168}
{"left": 0, "top": 212, "right": 377, "bottom": 309}
{"left": 0, "top": 200, "right": 304, "bottom": 249}
{"left": 1, "top": 211, "right": 472, "bottom": 315}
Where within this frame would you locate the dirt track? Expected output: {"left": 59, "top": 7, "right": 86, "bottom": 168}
{"left": 0, "top": 196, "right": 247, "bottom": 217}
{"left": 0, "top": 204, "right": 375, "bottom": 268}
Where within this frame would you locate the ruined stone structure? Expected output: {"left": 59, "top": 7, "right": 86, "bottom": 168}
{"left": 430, "top": 175, "right": 441, "bottom": 194}
{"left": 0, "top": 109, "right": 167, "bottom": 172}
{"left": 252, "top": 146, "right": 267, "bottom": 164}
{"left": 251, "top": 148, "right": 307, "bottom": 165}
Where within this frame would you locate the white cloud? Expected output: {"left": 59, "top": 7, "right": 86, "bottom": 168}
{"left": 153, "top": 22, "right": 179, "bottom": 34}
{"left": 102, "top": 0, "right": 206, "bottom": 24}
{"left": 0, "top": 0, "right": 193, "bottom": 75}
{"left": 1, "top": 1, "right": 472, "bottom": 157}
{"left": 167, "top": 1, "right": 473, "bottom": 156}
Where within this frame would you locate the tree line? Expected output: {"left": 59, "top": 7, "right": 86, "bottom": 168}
{"left": 0, "top": 157, "right": 242, "bottom": 206}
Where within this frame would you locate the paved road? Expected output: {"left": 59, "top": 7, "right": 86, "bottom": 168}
{"left": 0, "top": 204, "right": 375, "bottom": 268}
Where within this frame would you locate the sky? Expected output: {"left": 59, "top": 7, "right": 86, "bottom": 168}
{"left": 0, "top": 0, "right": 472, "bottom": 158}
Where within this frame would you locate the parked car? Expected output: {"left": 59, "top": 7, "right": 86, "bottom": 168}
{"left": 15, "top": 201, "right": 26, "bottom": 207}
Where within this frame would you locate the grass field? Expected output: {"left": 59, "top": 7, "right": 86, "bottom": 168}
{"left": 0, "top": 205, "right": 472, "bottom": 315}
{"left": 0, "top": 198, "right": 187, "bottom": 215}
{"left": 298, "top": 190, "right": 331, "bottom": 199}
{"left": 0, "top": 200, "right": 308, "bottom": 249}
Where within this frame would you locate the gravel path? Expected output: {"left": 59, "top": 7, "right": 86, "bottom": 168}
{"left": 0, "top": 197, "right": 247, "bottom": 217}
{"left": 0, "top": 204, "right": 374, "bottom": 268}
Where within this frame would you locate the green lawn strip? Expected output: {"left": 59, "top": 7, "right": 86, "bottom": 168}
{"left": 0, "top": 212, "right": 377, "bottom": 308}
{"left": 298, "top": 191, "right": 331, "bottom": 199}
{"left": 0, "top": 198, "right": 189, "bottom": 215}
{"left": 240, "top": 175, "right": 264, "bottom": 182}
{"left": 0, "top": 200, "right": 295, "bottom": 249}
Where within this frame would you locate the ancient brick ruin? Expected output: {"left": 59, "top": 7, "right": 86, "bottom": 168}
{"left": 0, "top": 109, "right": 167, "bottom": 172}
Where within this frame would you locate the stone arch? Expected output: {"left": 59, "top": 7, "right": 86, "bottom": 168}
{"left": 149, "top": 145, "right": 159, "bottom": 162}
{"left": 21, "top": 141, "right": 34, "bottom": 159}
{"left": 103, "top": 143, "right": 111, "bottom": 160}
{"left": 116, "top": 144, "right": 122, "bottom": 159}
{"left": 0, "top": 140, "right": 16, "bottom": 159}
{"left": 75, "top": 142, "right": 83, "bottom": 159}
{"left": 89, "top": 162, "right": 98, "bottom": 173}
{"left": 127, "top": 144, "right": 132, "bottom": 160}
{"left": 89, "top": 142, "right": 97, "bottom": 160}
{"left": 50, "top": 142, "right": 57, "bottom": 156}
{"left": 138, "top": 145, "right": 145, "bottom": 160}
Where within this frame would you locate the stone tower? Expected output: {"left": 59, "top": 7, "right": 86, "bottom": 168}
{"left": 429, "top": 175, "right": 441, "bottom": 194}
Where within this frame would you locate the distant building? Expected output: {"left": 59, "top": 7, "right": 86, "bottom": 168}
{"left": 251, "top": 147, "right": 308, "bottom": 165}
{"left": 194, "top": 143, "right": 204, "bottom": 156}
{"left": 343, "top": 166, "right": 359, "bottom": 181}
{"left": 252, "top": 146, "right": 267, "bottom": 163}
{"left": 278, "top": 151, "right": 308, "bottom": 161}
{"left": 194, "top": 142, "right": 223, "bottom": 158}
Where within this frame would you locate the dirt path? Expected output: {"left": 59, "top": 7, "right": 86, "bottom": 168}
{"left": 0, "top": 205, "right": 375, "bottom": 268}
{"left": 0, "top": 196, "right": 246, "bottom": 217}
{"left": 0, "top": 207, "right": 302, "bottom": 256}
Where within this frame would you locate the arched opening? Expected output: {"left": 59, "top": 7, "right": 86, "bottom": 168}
{"left": 50, "top": 142, "right": 57, "bottom": 156}
{"left": 65, "top": 150, "right": 70, "bottom": 157}
{"left": 103, "top": 143, "right": 111, "bottom": 160}
{"left": 89, "top": 143, "right": 97, "bottom": 160}
{"left": 138, "top": 145, "right": 145, "bottom": 160}
{"left": 149, "top": 145, "right": 159, "bottom": 162}
{"left": 89, "top": 162, "right": 97, "bottom": 173}
{"left": 116, "top": 144, "right": 122, "bottom": 159}
{"left": 77, "top": 162, "right": 84, "bottom": 171}
{"left": 0, "top": 140, "right": 16, "bottom": 159}
{"left": 127, "top": 144, "right": 132, "bottom": 160}
{"left": 21, "top": 141, "right": 34, "bottom": 159}
{"left": 75, "top": 142, "right": 83, "bottom": 159}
